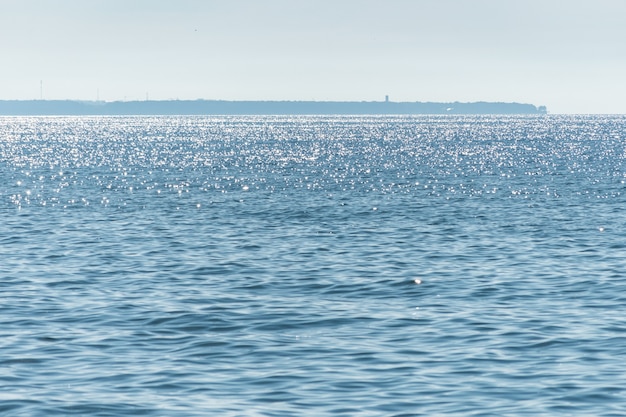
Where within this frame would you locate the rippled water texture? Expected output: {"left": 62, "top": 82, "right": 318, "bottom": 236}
{"left": 1, "top": 115, "right": 626, "bottom": 416}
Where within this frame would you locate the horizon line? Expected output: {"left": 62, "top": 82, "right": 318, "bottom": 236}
{"left": 1, "top": 98, "right": 543, "bottom": 105}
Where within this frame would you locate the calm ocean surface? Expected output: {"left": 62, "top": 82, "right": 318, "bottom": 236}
{"left": 2, "top": 115, "right": 626, "bottom": 416}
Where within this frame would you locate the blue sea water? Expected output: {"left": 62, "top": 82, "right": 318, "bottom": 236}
{"left": 1, "top": 115, "right": 626, "bottom": 416}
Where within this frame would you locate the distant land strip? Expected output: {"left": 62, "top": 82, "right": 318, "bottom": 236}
{"left": 0, "top": 100, "right": 547, "bottom": 115}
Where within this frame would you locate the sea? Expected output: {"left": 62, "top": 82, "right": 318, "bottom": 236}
{"left": 1, "top": 115, "right": 626, "bottom": 416}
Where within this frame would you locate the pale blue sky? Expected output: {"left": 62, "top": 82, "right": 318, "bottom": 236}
{"left": 1, "top": 0, "right": 625, "bottom": 113}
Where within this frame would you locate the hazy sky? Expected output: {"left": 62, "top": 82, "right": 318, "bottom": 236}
{"left": 2, "top": 0, "right": 625, "bottom": 113}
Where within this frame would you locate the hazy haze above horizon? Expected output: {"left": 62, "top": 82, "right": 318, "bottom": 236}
{"left": 2, "top": 0, "right": 625, "bottom": 114}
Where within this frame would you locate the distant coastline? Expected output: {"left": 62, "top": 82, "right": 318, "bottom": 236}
{"left": 0, "top": 99, "right": 547, "bottom": 116}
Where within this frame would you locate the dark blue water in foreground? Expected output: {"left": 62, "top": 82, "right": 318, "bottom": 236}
{"left": 2, "top": 115, "right": 626, "bottom": 416}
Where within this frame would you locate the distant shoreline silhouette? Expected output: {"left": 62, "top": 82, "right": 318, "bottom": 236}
{"left": 0, "top": 99, "right": 547, "bottom": 115}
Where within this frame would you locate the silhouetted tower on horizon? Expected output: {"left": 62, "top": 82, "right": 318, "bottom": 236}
{"left": 385, "top": 95, "right": 389, "bottom": 103}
